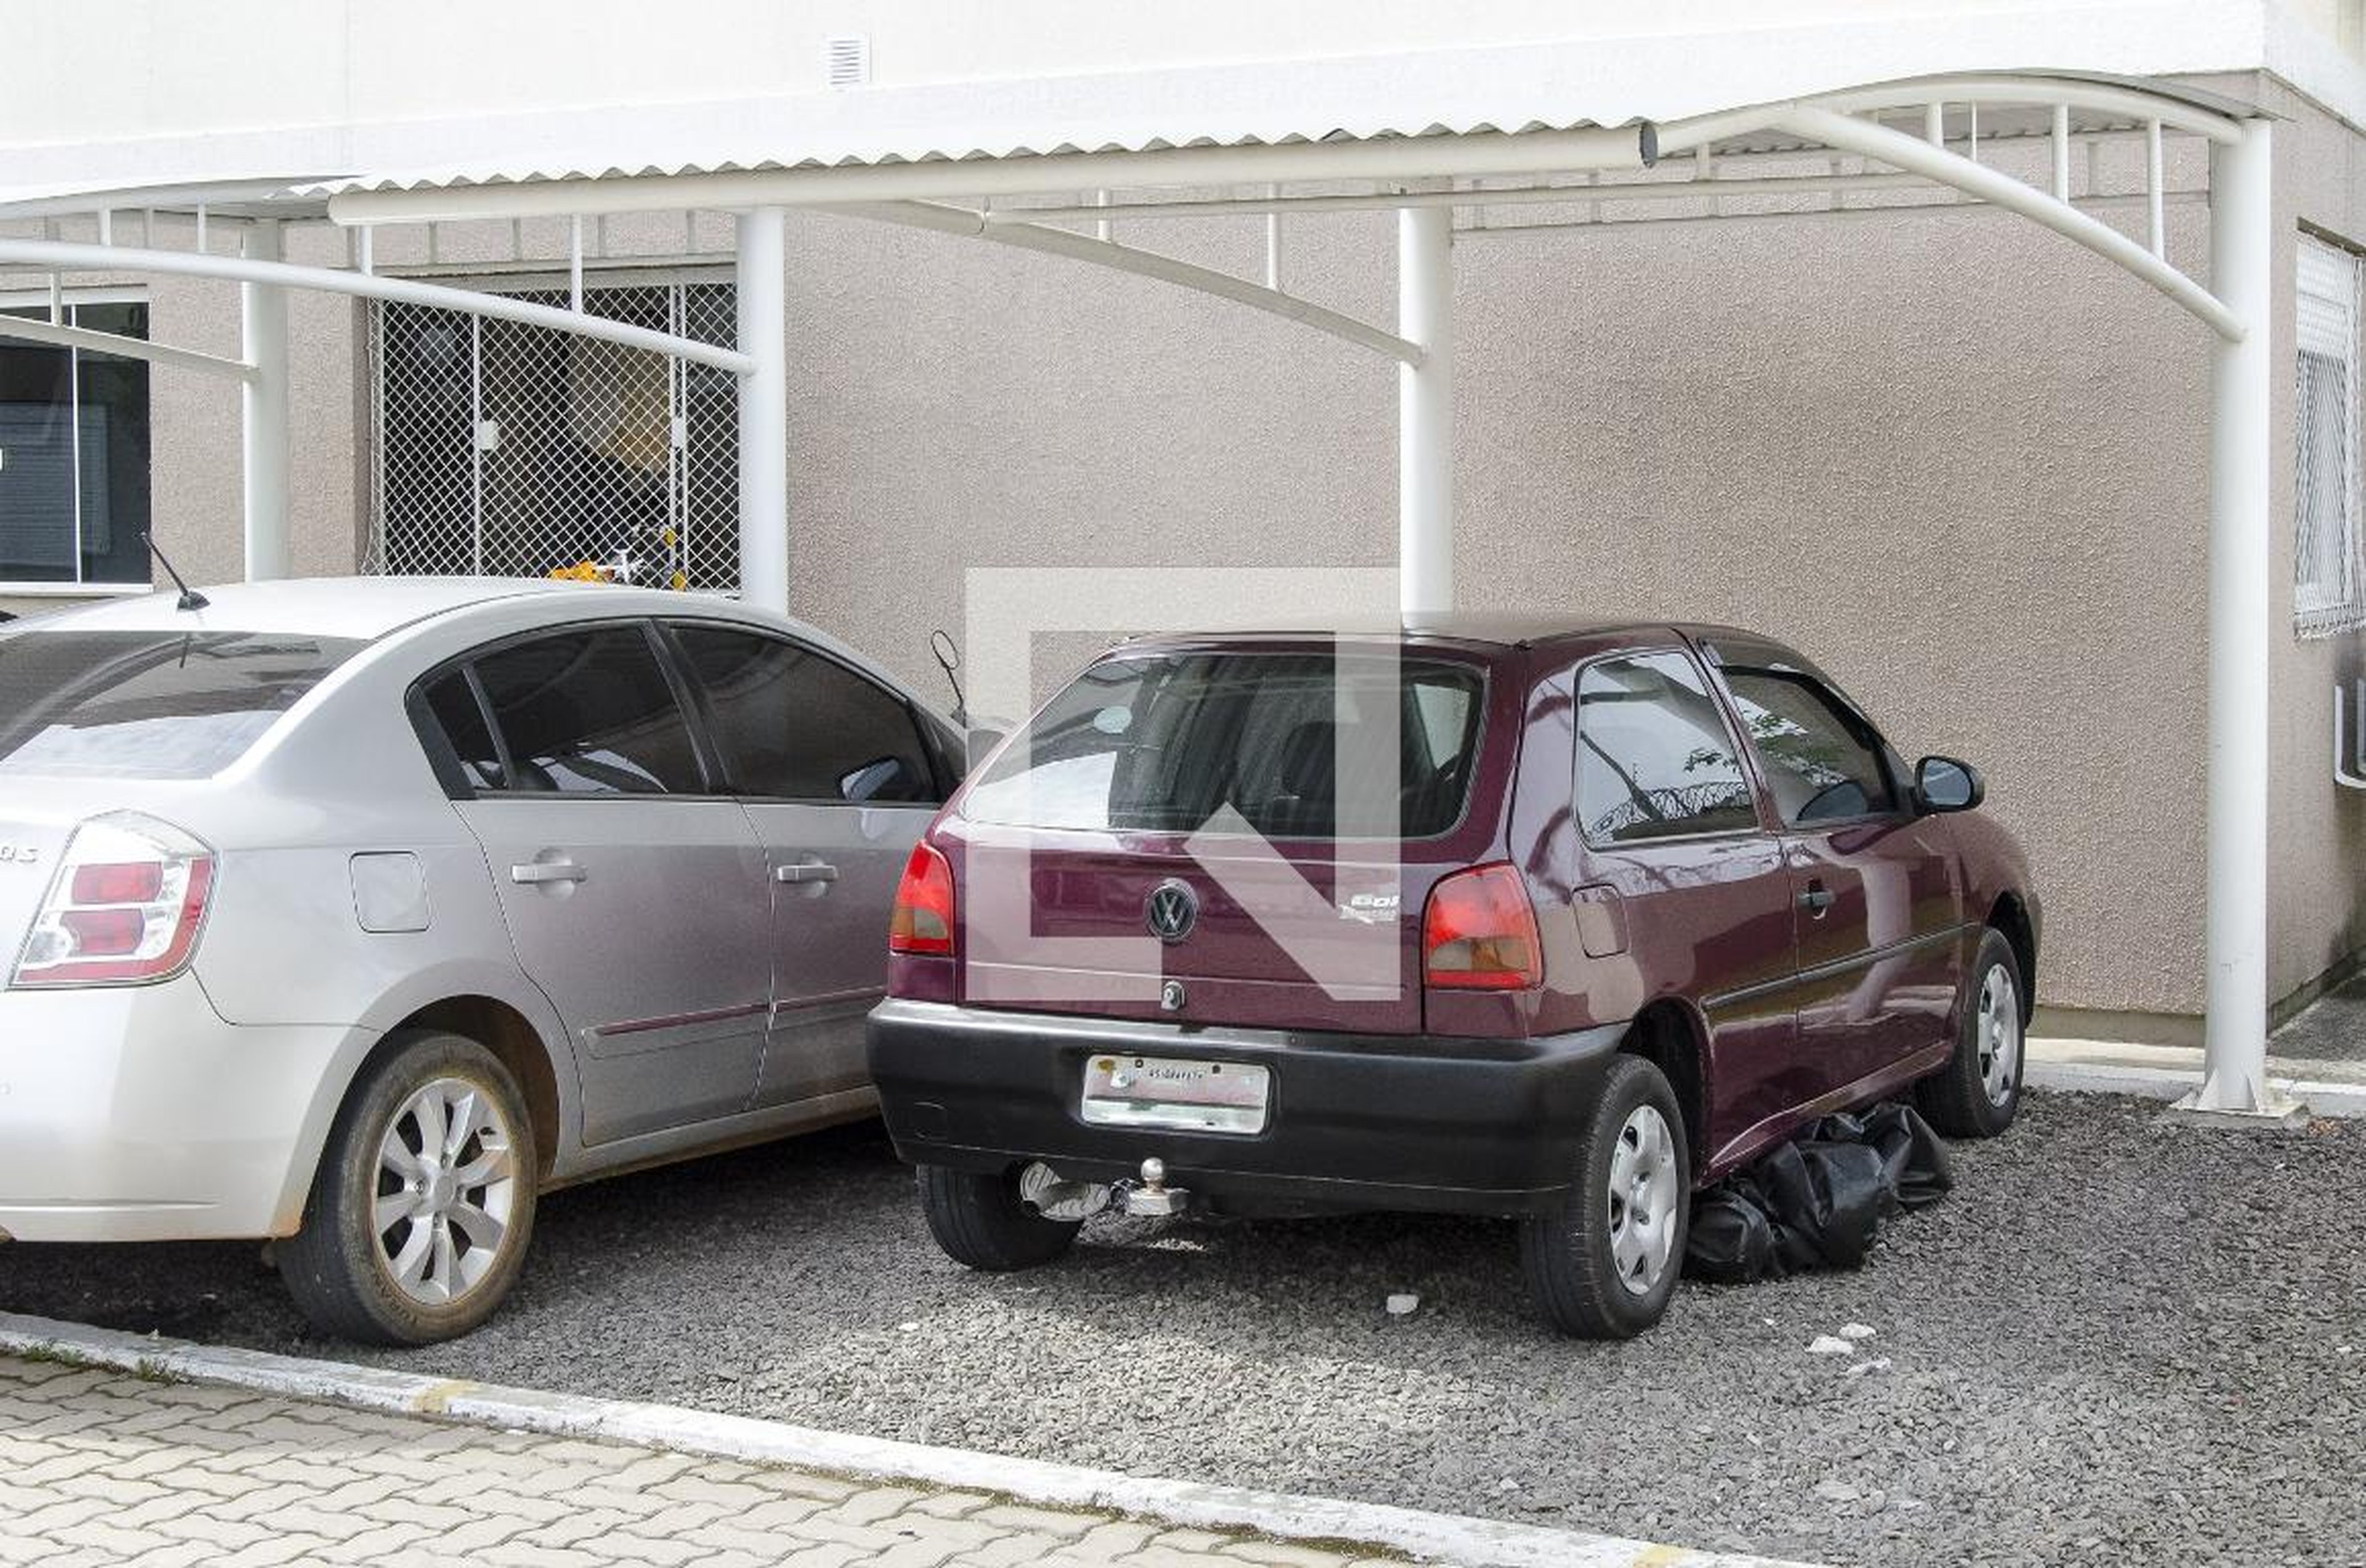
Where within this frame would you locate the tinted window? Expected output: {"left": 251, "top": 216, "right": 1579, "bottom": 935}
{"left": 0, "top": 629, "right": 360, "bottom": 780}
{"left": 670, "top": 624, "right": 936, "bottom": 803}
{"left": 472, "top": 625, "right": 703, "bottom": 795}
{"left": 961, "top": 650, "right": 1484, "bottom": 839}
{"left": 1575, "top": 652, "right": 1760, "bottom": 844}
{"left": 1713, "top": 652, "right": 1895, "bottom": 824}
{"left": 420, "top": 671, "right": 504, "bottom": 791}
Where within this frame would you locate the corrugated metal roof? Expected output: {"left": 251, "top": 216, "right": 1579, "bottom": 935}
{"left": 301, "top": 9, "right": 2270, "bottom": 198}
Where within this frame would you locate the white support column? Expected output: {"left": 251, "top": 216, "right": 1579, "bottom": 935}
{"left": 2189, "top": 118, "right": 2294, "bottom": 1121}
{"left": 240, "top": 219, "right": 290, "bottom": 581}
{"left": 734, "top": 205, "right": 791, "bottom": 614}
{"left": 1397, "top": 204, "right": 1453, "bottom": 619}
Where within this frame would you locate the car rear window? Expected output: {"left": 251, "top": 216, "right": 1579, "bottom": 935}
{"left": 0, "top": 628, "right": 363, "bottom": 780}
{"left": 961, "top": 649, "right": 1485, "bottom": 839}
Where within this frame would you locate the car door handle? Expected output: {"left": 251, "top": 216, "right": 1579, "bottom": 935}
{"left": 1798, "top": 882, "right": 1835, "bottom": 914}
{"left": 774, "top": 861, "right": 839, "bottom": 885}
{"left": 510, "top": 860, "right": 588, "bottom": 885}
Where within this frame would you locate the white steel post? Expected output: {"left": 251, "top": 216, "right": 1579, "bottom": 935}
{"left": 2189, "top": 118, "right": 2292, "bottom": 1119}
{"left": 735, "top": 206, "right": 791, "bottom": 614}
{"left": 1397, "top": 203, "right": 1453, "bottom": 619}
{"left": 240, "top": 219, "right": 290, "bottom": 580}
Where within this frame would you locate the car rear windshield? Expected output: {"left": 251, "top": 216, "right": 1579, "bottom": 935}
{"left": 961, "top": 649, "right": 1486, "bottom": 839}
{"left": 0, "top": 629, "right": 364, "bottom": 780}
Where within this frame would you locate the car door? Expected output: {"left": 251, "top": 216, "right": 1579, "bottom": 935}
{"left": 428, "top": 620, "right": 772, "bottom": 1146}
{"left": 661, "top": 620, "right": 940, "bottom": 1109}
{"left": 1700, "top": 636, "right": 1964, "bottom": 1095}
{"left": 1569, "top": 649, "right": 1802, "bottom": 1165}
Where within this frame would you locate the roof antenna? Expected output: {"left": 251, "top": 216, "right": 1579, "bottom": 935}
{"left": 142, "top": 532, "right": 209, "bottom": 612}
{"left": 929, "top": 628, "right": 967, "bottom": 728}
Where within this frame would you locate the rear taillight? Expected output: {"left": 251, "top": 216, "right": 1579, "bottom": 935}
{"left": 1421, "top": 863, "right": 1543, "bottom": 991}
{"left": 888, "top": 842, "right": 956, "bottom": 957}
{"left": 10, "top": 813, "right": 216, "bottom": 989}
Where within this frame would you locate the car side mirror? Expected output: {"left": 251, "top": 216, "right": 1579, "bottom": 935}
{"left": 1914, "top": 755, "right": 1984, "bottom": 813}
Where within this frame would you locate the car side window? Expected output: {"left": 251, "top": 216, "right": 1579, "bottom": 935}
{"left": 1575, "top": 651, "right": 1760, "bottom": 845}
{"left": 1712, "top": 656, "right": 1896, "bottom": 826}
{"left": 470, "top": 624, "right": 705, "bottom": 795}
{"left": 420, "top": 670, "right": 505, "bottom": 791}
{"left": 669, "top": 623, "right": 939, "bottom": 804}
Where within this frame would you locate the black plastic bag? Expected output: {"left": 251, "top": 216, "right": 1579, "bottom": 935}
{"left": 1682, "top": 1100, "right": 1954, "bottom": 1284}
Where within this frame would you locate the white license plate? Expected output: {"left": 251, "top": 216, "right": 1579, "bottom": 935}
{"left": 1080, "top": 1054, "right": 1270, "bottom": 1135}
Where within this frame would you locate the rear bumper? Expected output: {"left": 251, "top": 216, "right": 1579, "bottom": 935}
{"left": 865, "top": 997, "right": 1626, "bottom": 1217}
{"left": 0, "top": 977, "right": 368, "bottom": 1243}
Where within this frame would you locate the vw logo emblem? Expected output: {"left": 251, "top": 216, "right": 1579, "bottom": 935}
{"left": 1145, "top": 879, "right": 1199, "bottom": 944}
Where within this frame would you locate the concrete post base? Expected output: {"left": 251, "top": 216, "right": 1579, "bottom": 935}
{"left": 2165, "top": 1091, "right": 2311, "bottom": 1129}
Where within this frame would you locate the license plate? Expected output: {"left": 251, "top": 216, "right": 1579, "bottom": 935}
{"left": 1080, "top": 1054, "right": 1270, "bottom": 1135}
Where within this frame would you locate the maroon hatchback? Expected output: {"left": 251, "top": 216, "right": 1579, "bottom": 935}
{"left": 866, "top": 620, "right": 2038, "bottom": 1338}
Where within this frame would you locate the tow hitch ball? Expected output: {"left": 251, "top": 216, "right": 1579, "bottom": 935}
{"left": 1017, "top": 1157, "right": 1191, "bottom": 1221}
{"left": 1123, "top": 1157, "right": 1190, "bottom": 1217}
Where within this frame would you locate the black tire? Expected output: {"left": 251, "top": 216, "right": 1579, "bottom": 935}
{"left": 1915, "top": 927, "right": 2026, "bottom": 1139}
{"left": 916, "top": 1164, "right": 1081, "bottom": 1271}
{"left": 279, "top": 1030, "right": 538, "bottom": 1345}
{"left": 1519, "top": 1054, "right": 1691, "bottom": 1339}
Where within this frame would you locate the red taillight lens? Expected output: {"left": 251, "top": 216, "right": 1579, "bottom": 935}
{"left": 1421, "top": 863, "right": 1543, "bottom": 991}
{"left": 888, "top": 842, "right": 956, "bottom": 957}
{"left": 11, "top": 813, "right": 217, "bottom": 989}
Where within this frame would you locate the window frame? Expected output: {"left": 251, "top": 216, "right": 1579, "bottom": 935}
{"left": 652, "top": 615, "right": 949, "bottom": 808}
{"left": 1570, "top": 645, "right": 1774, "bottom": 852}
{"left": 2296, "top": 233, "right": 2365, "bottom": 637}
{"left": 0, "top": 289, "right": 155, "bottom": 597}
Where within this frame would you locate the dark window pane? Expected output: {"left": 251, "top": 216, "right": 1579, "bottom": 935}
{"left": 672, "top": 624, "right": 935, "bottom": 802}
{"left": 473, "top": 625, "right": 702, "bottom": 795}
{"left": 962, "top": 651, "right": 1484, "bottom": 839}
{"left": 1714, "top": 655, "right": 1895, "bottom": 825}
{"left": 0, "top": 629, "right": 360, "bottom": 779}
{"left": 1576, "top": 652, "right": 1760, "bottom": 844}
{"left": 0, "top": 336, "right": 77, "bottom": 583}
{"left": 421, "top": 672, "right": 504, "bottom": 790}
{"left": 70, "top": 302, "right": 151, "bottom": 587}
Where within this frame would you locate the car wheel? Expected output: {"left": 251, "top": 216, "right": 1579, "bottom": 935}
{"left": 1519, "top": 1054, "right": 1690, "bottom": 1339}
{"left": 1915, "top": 927, "right": 2025, "bottom": 1139}
{"left": 278, "top": 1030, "right": 537, "bottom": 1345}
{"left": 915, "top": 1164, "right": 1081, "bottom": 1271}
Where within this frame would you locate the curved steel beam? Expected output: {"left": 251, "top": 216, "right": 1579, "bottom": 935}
{"left": 1806, "top": 75, "right": 2243, "bottom": 146}
{"left": 0, "top": 238, "right": 756, "bottom": 373}
{"left": 0, "top": 315, "right": 255, "bottom": 380}
{"left": 1768, "top": 105, "right": 2240, "bottom": 341}
{"left": 832, "top": 200, "right": 1421, "bottom": 365}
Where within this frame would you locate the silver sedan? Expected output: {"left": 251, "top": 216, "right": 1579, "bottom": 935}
{"left": 0, "top": 577, "right": 959, "bottom": 1343}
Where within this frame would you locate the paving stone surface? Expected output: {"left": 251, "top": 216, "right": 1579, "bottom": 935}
{"left": 0, "top": 1357, "right": 1406, "bottom": 1567}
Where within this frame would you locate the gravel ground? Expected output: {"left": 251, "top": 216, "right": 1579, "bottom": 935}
{"left": 2, "top": 1091, "right": 2360, "bottom": 1568}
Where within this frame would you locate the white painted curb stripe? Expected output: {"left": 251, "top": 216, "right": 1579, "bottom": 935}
{"left": 0, "top": 1311, "right": 1814, "bottom": 1568}
{"left": 2028, "top": 1058, "right": 2366, "bottom": 1117}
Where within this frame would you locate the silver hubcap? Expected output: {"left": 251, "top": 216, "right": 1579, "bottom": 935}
{"left": 1607, "top": 1104, "right": 1680, "bottom": 1298}
{"left": 373, "top": 1078, "right": 519, "bottom": 1307}
{"left": 1977, "top": 964, "right": 2022, "bottom": 1108}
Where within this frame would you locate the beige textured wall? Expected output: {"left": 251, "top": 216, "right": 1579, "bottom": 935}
{"left": 10, "top": 77, "right": 2366, "bottom": 1033}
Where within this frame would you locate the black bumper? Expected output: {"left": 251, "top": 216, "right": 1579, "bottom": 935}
{"left": 864, "top": 998, "right": 1627, "bottom": 1217}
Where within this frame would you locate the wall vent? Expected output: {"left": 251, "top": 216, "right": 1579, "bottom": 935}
{"left": 824, "top": 35, "right": 871, "bottom": 89}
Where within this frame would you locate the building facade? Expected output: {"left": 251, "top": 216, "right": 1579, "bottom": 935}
{"left": 1, "top": 2, "right": 2362, "bottom": 1042}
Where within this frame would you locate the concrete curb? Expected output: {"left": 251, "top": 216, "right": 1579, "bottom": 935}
{"left": 0, "top": 1311, "right": 1812, "bottom": 1568}
{"left": 2028, "top": 1038, "right": 2366, "bottom": 1117}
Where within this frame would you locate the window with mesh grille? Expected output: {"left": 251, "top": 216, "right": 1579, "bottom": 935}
{"left": 364, "top": 278, "right": 739, "bottom": 595}
{"left": 2298, "top": 235, "right": 2364, "bottom": 637}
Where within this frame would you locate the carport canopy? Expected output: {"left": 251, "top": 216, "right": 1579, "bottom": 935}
{"left": 0, "top": 39, "right": 2288, "bottom": 1121}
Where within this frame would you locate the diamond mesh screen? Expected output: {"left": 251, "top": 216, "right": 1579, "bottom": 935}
{"left": 364, "top": 279, "right": 740, "bottom": 593}
{"left": 2297, "top": 238, "right": 2361, "bottom": 639}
